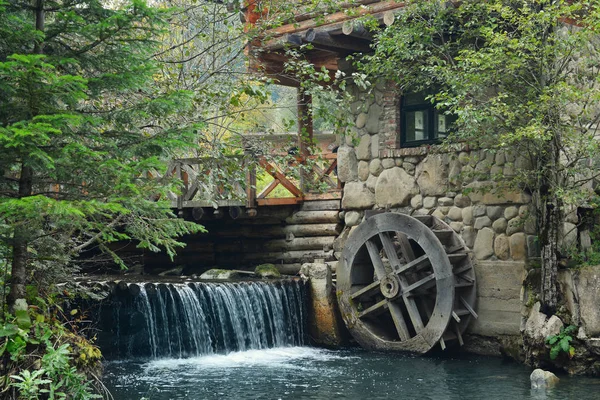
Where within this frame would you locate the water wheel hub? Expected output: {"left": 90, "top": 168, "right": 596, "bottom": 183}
{"left": 380, "top": 274, "right": 401, "bottom": 299}
{"left": 337, "top": 212, "right": 477, "bottom": 353}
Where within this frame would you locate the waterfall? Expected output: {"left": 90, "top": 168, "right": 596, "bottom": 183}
{"left": 96, "top": 280, "right": 308, "bottom": 359}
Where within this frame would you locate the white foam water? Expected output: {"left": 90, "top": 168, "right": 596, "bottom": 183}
{"left": 143, "top": 346, "right": 351, "bottom": 372}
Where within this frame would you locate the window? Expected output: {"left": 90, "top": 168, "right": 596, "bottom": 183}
{"left": 400, "top": 92, "right": 456, "bottom": 147}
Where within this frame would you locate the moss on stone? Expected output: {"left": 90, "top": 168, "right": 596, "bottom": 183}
{"left": 254, "top": 263, "right": 281, "bottom": 279}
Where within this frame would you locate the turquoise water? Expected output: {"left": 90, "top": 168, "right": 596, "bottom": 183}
{"left": 103, "top": 347, "right": 600, "bottom": 399}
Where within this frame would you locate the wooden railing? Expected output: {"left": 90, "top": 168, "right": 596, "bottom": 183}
{"left": 160, "top": 152, "right": 340, "bottom": 210}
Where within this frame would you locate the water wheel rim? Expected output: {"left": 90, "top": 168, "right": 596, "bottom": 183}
{"left": 339, "top": 213, "right": 455, "bottom": 353}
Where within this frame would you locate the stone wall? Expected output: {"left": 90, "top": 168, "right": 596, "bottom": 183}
{"left": 338, "top": 80, "right": 538, "bottom": 263}
{"left": 335, "top": 81, "right": 539, "bottom": 345}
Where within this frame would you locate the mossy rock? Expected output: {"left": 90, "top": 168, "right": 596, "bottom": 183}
{"left": 200, "top": 269, "right": 241, "bottom": 280}
{"left": 254, "top": 264, "right": 281, "bottom": 279}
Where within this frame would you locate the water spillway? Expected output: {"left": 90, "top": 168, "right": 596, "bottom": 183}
{"left": 95, "top": 280, "right": 307, "bottom": 359}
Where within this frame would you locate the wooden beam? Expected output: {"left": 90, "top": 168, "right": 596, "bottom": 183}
{"left": 304, "top": 29, "right": 372, "bottom": 53}
{"left": 265, "top": 1, "right": 407, "bottom": 37}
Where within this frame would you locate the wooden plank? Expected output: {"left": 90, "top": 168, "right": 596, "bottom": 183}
{"left": 257, "top": 178, "right": 281, "bottom": 199}
{"left": 460, "top": 296, "right": 479, "bottom": 319}
{"left": 303, "top": 191, "right": 342, "bottom": 200}
{"left": 300, "top": 199, "right": 341, "bottom": 211}
{"left": 365, "top": 238, "right": 387, "bottom": 280}
{"left": 256, "top": 197, "right": 302, "bottom": 206}
{"left": 403, "top": 274, "right": 436, "bottom": 295}
{"left": 285, "top": 210, "right": 340, "bottom": 224}
{"left": 358, "top": 298, "right": 388, "bottom": 319}
{"left": 258, "top": 157, "right": 303, "bottom": 197}
{"left": 246, "top": 160, "right": 257, "bottom": 209}
{"left": 350, "top": 281, "right": 381, "bottom": 300}
{"left": 396, "top": 232, "right": 416, "bottom": 262}
{"left": 389, "top": 301, "right": 411, "bottom": 341}
{"left": 392, "top": 254, "right": 430, "bottom": 275}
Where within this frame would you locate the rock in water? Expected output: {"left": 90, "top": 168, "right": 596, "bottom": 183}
{"left": 530, "top": 369, "right": 559, "bottom": 389}
{"left": 254, "top": 263, "right": 281, "bottom": 279}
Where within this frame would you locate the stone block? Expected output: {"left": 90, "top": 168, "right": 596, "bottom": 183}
{"left": 510, "top": 233, "right": 526, "bottom": 260}
{"left": 356, "top": 112, "right": 367, "bottom": 129}
{"left": 375, "top": 167, "right": 419, "bottom": 208}
{"left": 466, "top": 181, "right": 531, "bottom": 204}
{"left": 410, "top": 194, "right": 423, "bottom": 209}
{"left": 492, "top": 218, "right": 507, "bottom": 233}
{"left": 358, "top": 161, "right": 369, "bottom": 181}
{"left": 506, "top": 217, "right": 523, "bottom": 236}
{"left": 504, "top": 206, "right": 518, "bottom": 220}
{"left": 462, "top": 226, "right": 476, "bottom": 248}
{"left": 495, "top": 151, "right": 506, "bottom": 166}
{"left": 344, "top": 211, "right": 362, "bottom": 227}
{"left": 494, "top": 234, "right": 510, "bottom": 260}
{"left": 449, "top": 221, "right": 463, "bottom": 233}
{"left": 423, "top": 196, "right": 436, "bottom": 209}
{"left": 415, "top": 154, "right": 449, "bottom": 196}
{"left": 369, "top": 158, "right": 383, "bottom": 176}
{"left": 474, "top": 216, "right": 492, "bottom": 230}
{"left": 371, "top": 134, "right": 380, "bottom": 158}
{"left": 432, "top": 209, "right": 445, "bottom": 220}
{"left": 355, "top": 135, "right": 371, "bottom": 160}
{"left": 366, "top": 174, "right": 377, "bottom": 192}
{"left": 448, "top": 206, "right": 462, "bottom": 221}
{"left": 337, "top": 145, "right": 358, "bottom": 183}
{"left": 474, "top": 227, "right": 495, "bottom": 259}
{"left": 454, "top": 193, "right": 471, "bottom": 208}
{"left": 486, "top": 206, "right": 504, "bottom": 220}
{"left": 462, "top": 207, "right": 474, "bottom": 225}
{"left": 438, "top": 197, "right": 454, "bottom": 206}
{"left": 403, "top": 162, "right": 415, "bottom": 174}
{"left": 382, "top": 158, "right": 395, "bottom": 169}
{"left": 366, "top": 104, "right": 382, "bottom": 134}
{"left": 342, "top": 182, "right": 375, "bottom": 210}
{"left": 473, "top": 204, "right": 487, "bottom": 217}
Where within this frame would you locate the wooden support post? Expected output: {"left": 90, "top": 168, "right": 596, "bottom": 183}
{"left": 245, "top": 151, "right": 257, "bottom": 211}
{"left": 298, "top": 87, "right": 313, "bottom": 193}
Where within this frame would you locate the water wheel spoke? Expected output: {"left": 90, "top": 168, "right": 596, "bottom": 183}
{"left": 365, "top": 238, "right": 388, "bottom": 279}
{"left": 350, "top": 280, "right": 381, "bottom": 300}
{"left": 401, "top": 295, "right": 425, "bottom": 332}
{"left": 453, "top": 264, "right": 473, "bottom": 275}
{"left": 396, "top": 232, "right": 416, "bottom": 261}
{"left": 393, "top": 254, "right": 430, "bottom": 275}
{"left": 388, "top": 301, "right": 411, "bottom": 341}
{"left": 358, "top": 299, "right": 388, "bottom": 319}
{"left": 459, "top": 296, "right": 478, "bottom": 319}
{"left": 378, "top": 232, "right": 402, "bottom": 270}
{"left": 404, "top": 274, "right": 436, "bottom": 295}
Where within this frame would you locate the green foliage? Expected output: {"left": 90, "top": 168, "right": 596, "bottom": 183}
{"left": 1, "top": 304, "right": 103, "bottom": 399}
{"left": 357, "top": 0, "right": 600, "bottom": 308}
{"left": 546, "top": 324, "right": 577, "bottom": 360}
{"left": 0, "top": 0, "right": 211, "bottom": 291}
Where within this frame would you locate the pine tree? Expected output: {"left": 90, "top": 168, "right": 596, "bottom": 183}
{"left": 0, "top": 0, "right": 205, "bottom": 310}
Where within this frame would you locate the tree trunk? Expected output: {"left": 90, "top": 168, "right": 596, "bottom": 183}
{"left": 7, "top": 165, "right": 33, "bottom": 311}
{"left": 7, "top": 0, "right": 43, "bottom": 311}
{"left": 538, "top": 132, "right": 562, "bottom": 316}
{"left": 540, "top": 197, "right": 560, "bottom": 315}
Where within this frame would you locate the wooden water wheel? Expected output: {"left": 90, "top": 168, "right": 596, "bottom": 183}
{"left": 337, "top": 212, "right": 477, "bottom": 353}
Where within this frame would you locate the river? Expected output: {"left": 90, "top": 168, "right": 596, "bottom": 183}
{"left": 103, "top": 346, "right": 600, "bottom": 400}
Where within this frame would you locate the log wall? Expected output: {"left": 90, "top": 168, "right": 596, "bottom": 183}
{"left": 139, "top": 200, "right": 342, "bottom": 276}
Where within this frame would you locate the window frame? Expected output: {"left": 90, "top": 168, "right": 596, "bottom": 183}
{"left": 400, "top": 93, "right": 453, "bottom": 148}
